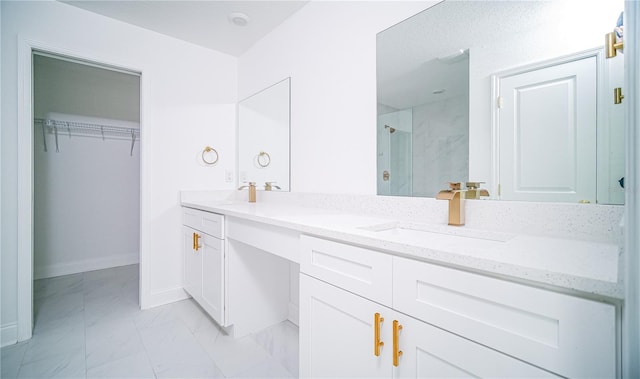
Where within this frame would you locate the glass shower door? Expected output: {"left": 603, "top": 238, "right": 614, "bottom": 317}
{"left": 377, "top": 109, "right": 412, "bottom": 196}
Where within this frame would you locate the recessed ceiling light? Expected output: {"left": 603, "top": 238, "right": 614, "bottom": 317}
{"left": 228, "top": 12, "right": 250, "bottom": 27}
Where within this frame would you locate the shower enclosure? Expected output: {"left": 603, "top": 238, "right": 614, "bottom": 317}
{"left": 377, "top": 109, "right": 412, "bottom": 196}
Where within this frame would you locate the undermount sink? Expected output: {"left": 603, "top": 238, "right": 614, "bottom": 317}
{"left": 358, "top": 222, "right": 515, "bottom": 242}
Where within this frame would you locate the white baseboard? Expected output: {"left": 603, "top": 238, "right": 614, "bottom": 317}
{"left": 34, "top": 253, "right": 139, "bottom": 279}
{"left": 1, "top": 322, "right": 18, "bottom": 348}
{"left": 288, "top": 302, "right": 299, "bottom": 326}
{"left": 143, "top": 286, "right": 190, "bottom": 310}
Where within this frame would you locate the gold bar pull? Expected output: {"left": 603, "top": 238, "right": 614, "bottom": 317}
{"left": 605, "top": 31, "right": 624, "bottom": 59}
{"left": 374, "top": 313, "right": 384, "bottom": 356}
{"left": 194, "top": 233, "right": 200, "bottom": 251}
{"left": 393, "top": 320, "right": 403, "bottom": 367}
{"left": 614, "top": 87, "right": 624, "bottom": 104}
{"left": 192, "top": 232, "right": 196, "bottom": 250}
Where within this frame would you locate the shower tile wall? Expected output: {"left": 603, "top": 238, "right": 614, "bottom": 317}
{"left": 412, "top": 94, "right": 469, "bottom": 197}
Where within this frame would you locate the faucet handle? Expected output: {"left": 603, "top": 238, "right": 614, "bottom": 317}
{"left": 465, "top": 181, "right": 485, "bottom": 190}
{"left": 448, "top": 182, "right": 462, "bottom": 191}
{"left": 264, "top": 181, "right": 281, "bottom": 191}
{"left": 238, "top": 181, "right": 256, "bottom": 190}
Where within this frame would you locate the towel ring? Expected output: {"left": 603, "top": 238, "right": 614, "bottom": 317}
{"left": 202, "top": 146, "right": 219, "bottom": 165}
{"left": 257, "top": 151, "right": 271, "bottom": 167}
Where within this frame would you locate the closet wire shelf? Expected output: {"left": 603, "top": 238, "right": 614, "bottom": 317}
{"left": 34, "top": 118, "right": 140, "bottom": 156}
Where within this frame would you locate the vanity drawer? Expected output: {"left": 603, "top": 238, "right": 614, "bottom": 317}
{"left": 182, "top": 207, "right": 225, "bottom": 239}
{"left": 393, "top": 256, "right": 616, "bottom": 378}
{"left": 226, "top": 217, "right": 299, "bottom": 263}
{"left": 300, "top": 235, "right": 392, "bottom": 306}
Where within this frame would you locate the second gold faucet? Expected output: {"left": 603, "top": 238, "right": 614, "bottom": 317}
{"left": 238, "top": 182, "right": 256, "bottom": 202}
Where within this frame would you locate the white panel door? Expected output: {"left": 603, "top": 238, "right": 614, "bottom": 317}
{"left": 498, "top": 55, "right": 597, "bottom": 203}
{"left": 201, "top": 233, "right": 225, "bottom": 325}
{"left": 299, "top": 273, "right": 391, "bottom": 378}
{"left": 394, "top": 314, "right": 561, "bottom": 378}
{"left": 183, "top": 226, "right": 202, "bottom": 301}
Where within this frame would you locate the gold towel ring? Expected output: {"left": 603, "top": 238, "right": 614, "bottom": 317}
{"left": 257, "top": 151, "right": 271, "bottom": 167}
{"left": 202, "top": 146, "right": 219, "bottom": 165}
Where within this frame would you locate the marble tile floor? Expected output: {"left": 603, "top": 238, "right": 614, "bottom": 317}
{"left": 1, "top": 264, "right": 299, "bottom": 379}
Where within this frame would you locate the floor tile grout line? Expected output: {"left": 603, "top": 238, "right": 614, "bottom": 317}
{"left": 187, "top": 314, "right": 229, "bottom": 378}
{"left": 133, "top": 315, "right": 159, "bottom": 379}
{"left": 83, "top": 271, "right": 88, "bottom": 379}
{"left": 10, "top": 265, "right": 298, "bottom": 379}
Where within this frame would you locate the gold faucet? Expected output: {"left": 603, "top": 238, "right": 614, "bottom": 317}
{"left": 264, "top": 182, "right": 281, "bottom": 191}
{"left": 464, "top": 182, "right": 490, "bottom": 199}
{"left": 437, "top": 182, "right": 466, "bottom": 226}
{"left": 238, "top": 182, "right": 256, "bottom": 202}
{"left": 436, "top": 182, "right": 490, "bottom": 226}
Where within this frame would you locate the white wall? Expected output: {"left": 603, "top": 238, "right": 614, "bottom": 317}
{"left": 238, "top": 78, "right": 290, "bottom": 190}
{"left": 238, "top": 1, "right": 438, "bottom": 194}
{"left": 33, "top": 54, "right": 141, "bottom": 121}
{"left": 1, "top": 0, "right": 237, "bottom": 346}
{"left": 33, "top": 55, "right": 141, "bottom": 279}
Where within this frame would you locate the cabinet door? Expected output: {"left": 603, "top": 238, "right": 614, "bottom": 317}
{"left": 201, "top": 233, "right": 225, "bottom": 325}
{"left": 301, "top": 272, "right": 560, "bottom": 379}
{"left": 394, "top": 314, "right": 560, "bottom": 378}
{"left": 300, "top": 273, "right": 391, "bottom": 378}
{"left": 393, "top": 256, "right": 616, "bottom": 378}
{"left": 183, "top": 225, "right": 202, "bottom": 301}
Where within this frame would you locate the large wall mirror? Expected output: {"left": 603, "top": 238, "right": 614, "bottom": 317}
{"left": 238, "top": 78, "right": 291, "bottom": 191}
{"left": 377, "top": 0, "right": 625, "bottom": 204}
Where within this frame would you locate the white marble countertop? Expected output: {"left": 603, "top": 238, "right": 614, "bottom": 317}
{"left": 181, "top": 198, "right": 623, "bottom": 300}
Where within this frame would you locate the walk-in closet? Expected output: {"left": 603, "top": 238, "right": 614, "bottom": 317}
{"left": 33, "top": 53, "right": 141, "bottom": 283}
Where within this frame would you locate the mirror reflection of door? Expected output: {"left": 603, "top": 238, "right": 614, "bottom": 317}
{"left": 496, "top": 53, "right": 597, "bottom": 203}
{"left": 599, "top": 49, "right": 625, "bottom": 205}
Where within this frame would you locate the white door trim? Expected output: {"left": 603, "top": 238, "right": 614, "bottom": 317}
{"left": 16, "top": 36, "right": 149, "bottom": 342}
{"left": 623, "top": 2, "right": 639, "bottom": 377}
{"left": 491, "top": 48, "right": 604, "bottom": 200}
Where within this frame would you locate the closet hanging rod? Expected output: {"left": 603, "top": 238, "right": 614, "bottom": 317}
{"left": 34, "top": 118, "right": 139, "bottom": 140}
{"left": 34, "top": 117, "right": 139, "bottom": 155}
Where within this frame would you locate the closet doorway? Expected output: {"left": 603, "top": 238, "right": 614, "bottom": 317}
{"left": 32, "top": 52, "right": 141, "bottom": 313}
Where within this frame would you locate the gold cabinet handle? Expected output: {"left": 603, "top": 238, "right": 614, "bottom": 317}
{"left": 374, "top": 313, "right": 384, "bottom": 356}
{"left": 192, "top": 232, "right": 196, "bottom": 250}
{"left": 393, "top": 320, "right": 403, "bottom": 367}
{"left": 193, "top": 233, "right": 200, "bottom": 251}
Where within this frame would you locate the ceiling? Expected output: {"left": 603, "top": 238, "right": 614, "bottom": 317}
{"left": 60, "top": 1, "right": 309, "bottom": 57}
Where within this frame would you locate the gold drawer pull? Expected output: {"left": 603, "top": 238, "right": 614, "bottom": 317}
{"left": 193, "top": 233, "right": 200, "bottom": 251}
{"left": 393, "top": 320, "right": 403, "bottom": 367}
{"left": 374, "top": 313, "right": 384, "bottom": 356}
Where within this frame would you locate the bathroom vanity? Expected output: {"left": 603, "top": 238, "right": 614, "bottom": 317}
{"left": 181, "top": 193, "right": 622, "bottom": 378}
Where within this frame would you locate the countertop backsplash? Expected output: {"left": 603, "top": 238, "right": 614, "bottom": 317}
{"left": 180, "top": 190, "right": 624, "bottom": 245}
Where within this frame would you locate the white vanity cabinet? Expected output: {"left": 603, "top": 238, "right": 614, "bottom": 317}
{"left": 300, "top": 274, "right": 557, "bottom": 378}
{"left": 300, "top": 235, "right": 617, "bottom": 378}
{"left": 182, "top": 207, "right": 226, "bottom": 326}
